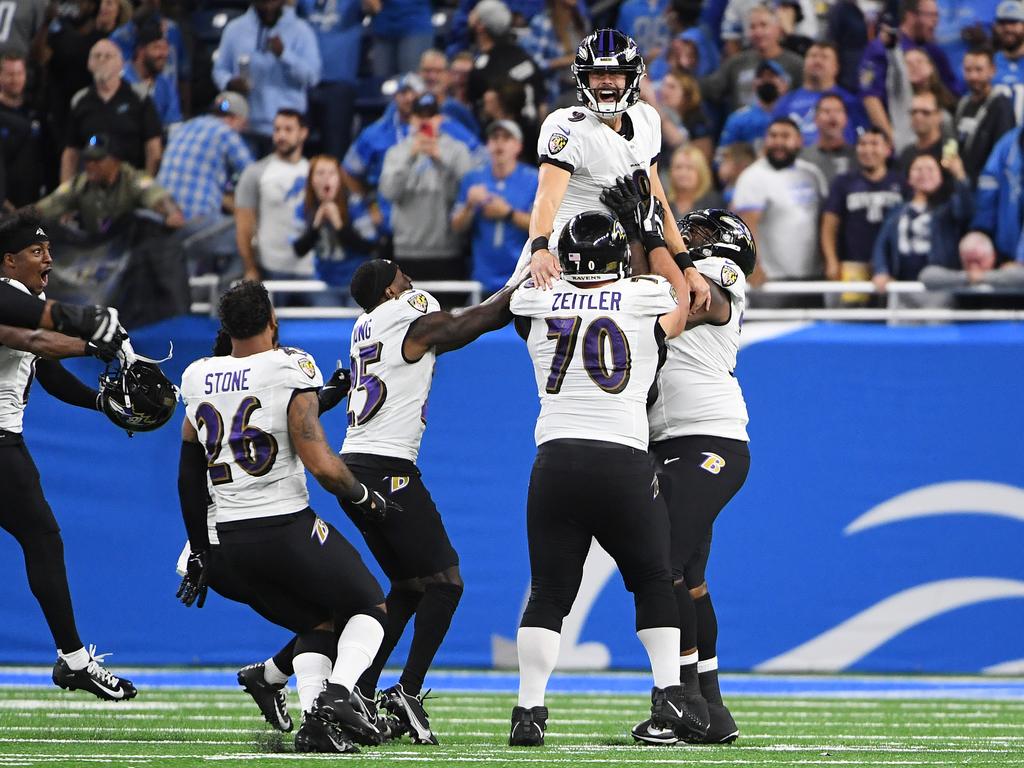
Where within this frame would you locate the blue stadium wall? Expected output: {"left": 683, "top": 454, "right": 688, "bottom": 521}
{"left": 3, "top": 317, "right": 1023, "bottom": 674}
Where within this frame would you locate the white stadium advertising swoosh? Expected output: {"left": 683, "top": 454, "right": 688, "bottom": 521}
{"left": 844, "top": 481, "right": 1024, "bottom": 535}
{"left": 755, "top": 578, "right": 1024, "bottom": 672}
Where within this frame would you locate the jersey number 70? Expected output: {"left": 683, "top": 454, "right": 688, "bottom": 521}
{"left": 545, "top": 316, "right": 632, "bottom": 394}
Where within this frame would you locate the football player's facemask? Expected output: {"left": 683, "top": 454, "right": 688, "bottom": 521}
{"left": 572, "top": 29, "right": 645, "bottom": 118}
{"left": 99, "top": 359, "right": 178, "bottom": 436}
{"left": 677, "top": 209, "right": 757, "bottom": 277}
{"left": 557, "top": 210, "right": 631, "bottom": 284}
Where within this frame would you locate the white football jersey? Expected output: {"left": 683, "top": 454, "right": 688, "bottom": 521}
{"left": 537, "top": 102, "right": 662, "bottom": 252}
{"left": 649, "top": 257, "right": 749, "bottom": 443}
{"left": 0, "top": 279, "right": 40, "bottom": 433}
{"left": 180, "top": 346, "right": 324, "bottom": 525}
{"left": 512, "top": 275, "right": 678, "bottom": 450}
{"left": 341, "top": 289, "right": 440, "bottom": 463}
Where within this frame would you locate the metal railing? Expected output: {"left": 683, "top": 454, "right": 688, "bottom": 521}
{"left": 188, "top": 277, "right": 1024, "bottom": 323}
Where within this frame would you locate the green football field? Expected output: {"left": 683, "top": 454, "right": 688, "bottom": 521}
{"left": 0, "top": 685, "right": 1022, "bottom": 768}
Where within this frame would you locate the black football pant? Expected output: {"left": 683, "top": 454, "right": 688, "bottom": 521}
{"left": 217, "top": 507, "right": 386, "bottom": 635}
{"left": 0, "top": 433, "right": 83, "bottom": 653}
{"left": 521, "top": 439, "right": 677, "bottom": 633}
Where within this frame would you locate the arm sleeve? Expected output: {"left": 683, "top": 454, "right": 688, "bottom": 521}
{"left": 378, "top": 141, "right": 415, "bottom": 202}
{"left": 0, "top": 282, "right": 45, "bottom": 329}
{"left": 34, "top": 359, "right": 99, "bottom": 410}
{"left": 537, "top": 113, "right": 585, "bottom": 173}
{"left": 293, "top": 223, "right": 318, "bottom": 256}
{"left": 823, "top": 175, "right": 845, "bottom": 215}
{"left": 178, "top": 441, "right": 211, "bottom": 552}
{"left": 279, "top": 24, "right": 322, "bottom": 88}
{"left": 872, "top": 210, "right": 899, "bottom": 275}
{"left": 225, "top": 130, "right": 254, "bottom": 181}
{"left": 234, "top": 162, "right": 261, "bottom": 210}
{"left": 35, "top": 181, "right": 77, "bottom": 222}
{"left": 970, "top": 135, "right": 1008, "bottom": 233}
{"left": 857, "top": 42, "right": 887, "bottom": 100}
{"left": 730, "top": 167, "right": 766, "bottom": 213}
{"left": 338, "top": 223, "right": 376, "bottom": 253}
{"left": 628, "top": 275, "right": 680, "bottom": 315}
{"left": 212, "top": 27, "right": 236, "bottom": 90}
{"left": 141, "top": 97, "right": 163, "bottom": 142}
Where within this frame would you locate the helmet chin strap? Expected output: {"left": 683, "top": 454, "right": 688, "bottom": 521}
{"left": 115, "top": 341, "right": 176, "bottom": 413}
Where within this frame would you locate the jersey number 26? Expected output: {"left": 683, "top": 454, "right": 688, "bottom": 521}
{"left": 195, "top": 397, "right": 279, "bottom": 485}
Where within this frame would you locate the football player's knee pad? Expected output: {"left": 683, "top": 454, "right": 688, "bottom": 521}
{"left": 521, "top": 592, "right": 572, "bottom": 633}
{"left": 633, "top": 579, "right": 678, "bottom": 631}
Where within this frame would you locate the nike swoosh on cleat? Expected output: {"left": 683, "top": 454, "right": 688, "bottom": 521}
{"left": 89, "top": 679, "right": 125, "bottom": 699}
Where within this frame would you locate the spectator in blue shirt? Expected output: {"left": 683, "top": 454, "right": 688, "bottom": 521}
{"left": 122, "top": 18, "right": 181, "bottom": 129}
{"left": 366, "top": 0, "right": 434, "bottom": 79}
{"left": 212, "top": 0, "right": 321, "bottom": 147}
{"left": 935, "top": 0, "right": 1000, "bottom": 73}
{"left": 110, "top": 5, "right": 190, "bottom": 109}
{"left": 773, "top": 42, "right": 867, "bottom": 147}
{"left": 973, "top": 125, "right": 1024, "bottom": 261}
{"left": 158, "top": 92, "right": 254, "bottom": 275}
{"left": 719, "top": 60, "right": 788, "bottom": 152}
{"left": 296, "top": 0, "right": 363, "bottom": 160}
{"left": 451, "top": 120, "right": 537, "bottom": 294}
{"left": 993, "top": 0, "right": 1024, "bottom": 122}
{"left": 616, "top": 0, "right": 670, "bottom": 60}
{"left": 858, "top": 0, "right": 963, "bottom": 143}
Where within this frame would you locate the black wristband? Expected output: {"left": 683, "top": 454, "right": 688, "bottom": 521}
{"left": 530, "top": 236, "right": 549, "bottom": 254}
{"left": 505, "top": 207, "right": 515, "bottom": 222}
{"left": 674, "top": 251, "right": 695, "bottom": 271}
{"left": 642, "top": 233, "right": 667, "bottom": 252}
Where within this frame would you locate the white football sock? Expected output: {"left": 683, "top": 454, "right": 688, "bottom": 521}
{"left": 638, "top": 627, "right": 681, "bottom": 689}
{"left": 293, "top": 652, "right": 331, "bottom": 713}
{"left": 263, "top": 657, "right": 290, "bottom": 686}
{"left": 516, "top": 626, "right": 560, "bottom": 708}
{"left": 329, "top": 614, "right": 385, "bottom": 690}
{"left": 60, "top": 647, "right": 90, "bottom": 672}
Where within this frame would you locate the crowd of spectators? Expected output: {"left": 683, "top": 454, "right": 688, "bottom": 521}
{"left": 2, "top": 0, "right": 1024, "bottom": 310}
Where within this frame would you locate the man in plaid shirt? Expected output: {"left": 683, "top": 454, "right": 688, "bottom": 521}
{"left": 158, "top": 92, "right": 253, "bottom": 276}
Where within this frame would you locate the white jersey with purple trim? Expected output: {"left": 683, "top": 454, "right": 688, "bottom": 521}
{"left": 649, "top": 257, "right": 749, "bottom": 443}
{"left": 0, "top": 279, "right": 41, "bottom": 433}
{"left": 341, "top": 289, "right": 440, "bottom": 463}
{"left": 512, "top": 275, "right": 678, "bottom": 451}
{"left": 180, "top": 346, "right": 324, "bottom": 525}
{"left": 537, "top": 101, "right": 662, "bottom": 252}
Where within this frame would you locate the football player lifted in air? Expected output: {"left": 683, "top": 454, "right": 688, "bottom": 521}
{"left": 520, "top": 29, "right": 710, "bottom": 313}
{"left": 0, "top": 210, "right": 149, "bottom": 701}
{"left": 175, "top": 328, "right": 353, "bottom": 734}
{"left": 507, "top": 207, "right": 713, "bottom": 746}
{"left": 603, "top": 178, "right": 755, "bottom": 745}
{"left": 335, "top": 258, "right": 525, "bottom": 745}
{"left": 178, "top": 281, "right": 399, "bottom": 754}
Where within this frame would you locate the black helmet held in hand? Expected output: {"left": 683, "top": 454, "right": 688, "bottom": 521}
{"left": 99, "top": 360, "right": 178, "bottom": 435}
{"left": 556, "top": 211, "right": 631, "bottom": 284}
{"left": 677, "top": 209, "right": 757, "bottom": 277}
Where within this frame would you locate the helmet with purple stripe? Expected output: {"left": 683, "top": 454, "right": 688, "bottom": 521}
{"left": 571, "top": 29, "right": 645, "bottom": 118}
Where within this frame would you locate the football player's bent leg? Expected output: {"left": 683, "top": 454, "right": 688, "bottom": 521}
{"left": 399, "top": 567, "right": 463, "bottom": 696}
{"left": 356, "top": 584, "right": 422, "bottom": 694}
{"left": 294, "top": 627, "right": 337, "bottom": 713}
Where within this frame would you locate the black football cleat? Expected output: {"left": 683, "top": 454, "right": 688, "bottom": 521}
{"left": 351, "top": 685, "right": 395, "bottom": 741}
{"left": 311, "top": 682, "right": 384, "bottom": 746}
{"left": 380, "top": 683, "right": 438, "bottom": 745}
{"left": 294, "top": 715, "right": 359, "bottom": 753}
{"left": 237, "top": 663, "right": 293, "bottom": 732}
{"left": 509, "top": 705, "right": 548, "bottom": 746}
{"left": 650, "top": 685, "right": 709, "bottom": 741}
{"left": 683, "top": 701, "right": 739, "bottom": 744}
{"left": 631, "top": 717, "right": 679, "bottom": 745}
{"left": 52, "top": 646, "right": 137, "bottom": 702}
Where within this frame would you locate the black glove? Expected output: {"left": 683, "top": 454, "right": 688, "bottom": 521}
{"left": 318, "top": 367, "right": 352, "bottom": 415}
{"left": 599, "top": 176, "right": 644, "bottom": 242}
{"left": 176, "top": 550, "right": 209, "bottom": 608}
{"left": 51, "top": 303, "right": 125, "bottom": 344}
{"left": 86, "top": 338, "right": 121, "bottom": 363}
{"left": 347, "top": 483, "right": 402, "bottom": 523}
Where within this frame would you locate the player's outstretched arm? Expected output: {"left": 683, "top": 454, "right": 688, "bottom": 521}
{"left": 34, "top": 359, "right": 101, "bottom": 411}
{"left": 0, "top": 323, "right": 120, "bottom": 362}
{"left": 403, "top": 286, "right": 516, "bottom": 360}
{"left": 288, "top": 390, "right": 401, "bottom": 521}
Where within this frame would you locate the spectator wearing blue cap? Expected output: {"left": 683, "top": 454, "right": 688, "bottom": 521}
{"left": 296, "top": 0, "right": 364, "bottom": 160}
{"left": 451, "top": 120, "right": 537, "bottom": 293}
{"left": 379, "top": 92, "right": 475, "bottom": 280}
{"left": 366, "top": 0, "right": 434, "bottom": 80}
{"left": 122, "top": 16, "right": 182, "bottom": 130}
{"left": 993, "top": 0, "right": 1024, "bottom": 122}
{"left": 718, "top": 60, "right": 789, "bottom": 152}
{"left": 212, "top": 0, "right": 321, "bottom": 151}
{"left": 772, "top": 42, "right": 868, "bottom": 147}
